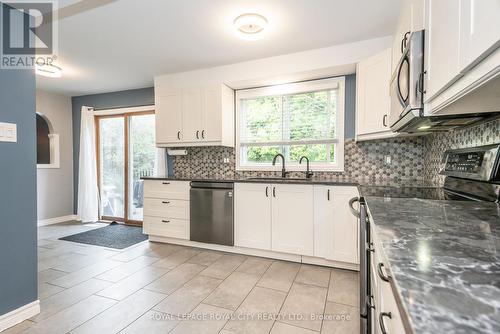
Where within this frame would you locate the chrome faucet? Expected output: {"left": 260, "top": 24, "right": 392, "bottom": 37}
{"left": 299, "top": 156, "right": 314, "bottom": 179}
{"left": 272, "top": 154, "right": 289, "bottom": 178}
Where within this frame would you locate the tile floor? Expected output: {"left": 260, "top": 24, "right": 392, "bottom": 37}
{"left": 2, "top": 221, "right": 360, "bottom": 334}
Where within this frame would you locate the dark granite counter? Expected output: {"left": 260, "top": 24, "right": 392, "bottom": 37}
{"left": 363, "top": 196, "right": 500, "bottom": 334}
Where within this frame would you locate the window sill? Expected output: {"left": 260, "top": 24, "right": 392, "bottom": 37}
{"left": 37, "top": 163, "right": 60, "bottom": 169}
{"left": 236, "top": 165, "right": 344, "bottom": 173}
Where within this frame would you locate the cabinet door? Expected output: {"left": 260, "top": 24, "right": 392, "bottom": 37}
{"left": 271, "top": 184, "right": 314, "bottom": 256}
{"left": 155, "top": 91, "right": 182, "bottom": 144}
{"left": 356, "top": 48, "right": 393, "bottom": 139}
{"left": 313, "top": 186, "right": 334, "bottom": 258}
{"left": 234, "top": 183, "right": 272, "bottom": 250}
{"left": 182, "top": 88, "right": 203, "bottom": 142}
{"left": 459, "top": 0, "right": 500, "bottom": 72}
{"left": 202, "top": 86, "right": 222, "bottom": 142}
{"left": 424, "top": 0, "right": 461, "bottom": 102}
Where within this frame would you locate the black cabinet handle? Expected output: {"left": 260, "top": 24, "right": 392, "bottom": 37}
{"left": 383, "top": 114, "right": 388, "bottom": 127}
{"left": 162, "top": 201, "right": 170, "bottom": 204}
{"left": 327, "top": 189, "right": 330, "bottom": 201}
{"left": 162, "top": 182, "right": 170, "bottom": 185}
{"left": 272, "top": 187, "right": 276, "bottom": 197}
{"left": 196, "top": 130, "right": 200, "bottom": 139}
{"left": 177, "top": 131, "right": 181, "bottom": 140}
{"left": 265, "top": 186, "right": 269, "bottom": 197}
{"left": 162, "top": 220, "right": 170, "bottom": 223}
{"left": 379, "top": 312, "right": 392, "bottom": 334}
{"left": 377, "top": 263, "right": 391, "bottom": 282}
{"left": 201, "top": 130, "right": 205, "bottom": 139}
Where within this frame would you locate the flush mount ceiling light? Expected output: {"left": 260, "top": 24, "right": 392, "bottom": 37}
{"left": 35, "top": 63, "right": 62, "bottom": 78}
{"left": 233, "top": 13, "right": 268, "bottom": 40}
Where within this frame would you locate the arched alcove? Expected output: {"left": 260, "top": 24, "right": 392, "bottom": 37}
{"left": 36, "top": 112, "right": 60, "bottom": 168}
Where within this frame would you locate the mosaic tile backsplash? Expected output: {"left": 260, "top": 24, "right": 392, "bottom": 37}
{"left": 171, "top": 138, "right": 425, "bottom": 181}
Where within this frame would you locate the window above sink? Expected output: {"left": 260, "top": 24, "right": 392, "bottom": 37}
{"left": 235, "top": 77, "right": 345, "bottom": 172}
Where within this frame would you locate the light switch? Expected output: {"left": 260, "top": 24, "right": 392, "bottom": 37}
{"left": 0, "top": 122, "right": 17, "bottom": 143}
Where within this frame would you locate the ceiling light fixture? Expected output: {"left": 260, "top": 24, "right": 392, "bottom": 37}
{"left": 35, "top": 63, "right": 62, "bottom": 78}
{"left": 233, "top": 13, "right": 268, "bottom": 40}
{"left": 418, "top": 125, "right": 431, "bottom": 130}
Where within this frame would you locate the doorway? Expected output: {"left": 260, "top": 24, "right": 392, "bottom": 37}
{"left": 95, "top": 110, "right": 155, "bottom": 225}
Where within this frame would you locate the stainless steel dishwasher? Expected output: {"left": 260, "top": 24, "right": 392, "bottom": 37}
{"left": 190, "top": 181, "right": 234, "bottom": 246}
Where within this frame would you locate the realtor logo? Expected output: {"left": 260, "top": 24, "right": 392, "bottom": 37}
{"left": 1, "top": 0, "right": 58, "bottom": 69}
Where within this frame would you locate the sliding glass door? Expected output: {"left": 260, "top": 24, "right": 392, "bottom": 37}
{"left": 96, "top": 111, "right": 155, "bottom": 225}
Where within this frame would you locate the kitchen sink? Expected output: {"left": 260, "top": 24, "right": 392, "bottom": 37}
{"left": 246, "top": 177, "right": 312, "bottom": 182}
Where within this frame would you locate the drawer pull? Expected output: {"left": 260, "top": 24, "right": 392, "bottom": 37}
{"left": 162, "top": 201, "right": 170, "bottom": 204}
{"left": 162, "top": 182, "right": 170, "bottom": 185}
{"left": 162, "top": 220, "right": 170, "bottom": 223}
{"left": 377, "top": 262, "right": 391, "bottom": 282}
{"left": 379, "top": 312, "right": 392, "bottom": 334}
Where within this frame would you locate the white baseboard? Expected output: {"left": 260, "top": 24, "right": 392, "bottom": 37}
{"left": 0, "top": 300, "right": 40, "bottom": 332}
{"left": 37, "top": 214, "right": 78, "bottom": 227}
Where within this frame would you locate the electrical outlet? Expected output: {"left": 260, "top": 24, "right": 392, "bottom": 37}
{"left": 384, "top": 155, "right": 392, "bottom": 165}
{"left": 223, "top": 157, "right": 230, "bottom": 164}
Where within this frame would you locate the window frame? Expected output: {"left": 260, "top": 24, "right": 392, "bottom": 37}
{"left": 235, "top": 77, "right": 345, "bottom": 172}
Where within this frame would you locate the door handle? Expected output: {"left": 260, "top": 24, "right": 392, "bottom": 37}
{"left": 272, "top": 187, "right": 276, "bottom": 198}
{"left": 383, "top": 114, "right": 388, "bottom": 127}
{"left": 201, "top": 130, "right": 205, "bottom": 139}
{"left": 379, "top": 312, "right": 392, "bottom": 334}
{"left": 196, "top": 130, "right": 200, "bottom": 139}
{"left": 177, "top": 131, "right": 181, "bottom": 140}
{"left": 377, "top": 263, "right": 391, "bottom": 282}
{"left": 265, "top": 186, "right": 269, "bottom": 197}
{"left": 348, "top": 197, "right": 359, "bottom": 217}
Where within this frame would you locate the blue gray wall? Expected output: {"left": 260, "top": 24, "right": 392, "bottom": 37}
{"left": 71, "top": 87, "right": 171, "bottom": 213}
{"left": 0, "top": 56, "right": 38, "bottom": 314}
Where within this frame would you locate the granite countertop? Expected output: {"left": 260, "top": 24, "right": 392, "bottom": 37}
{"left": 363, "top": 195, "right": 500, "bottom": 333}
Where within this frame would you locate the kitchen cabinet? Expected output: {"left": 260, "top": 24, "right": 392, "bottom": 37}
{"left": 155, "top": 84, "right": 234, "bottom": 147}
{"left": 356, "top": 48, "right": 396, "bottom": 141}
{"left": 271, "top": 184, "right": 314, "bottom": 256}
{"left": 313, "top": 186, "right": 359, "bottom": 264}
{"left": 234, "top": 183, "right": 272, "bottom": 250}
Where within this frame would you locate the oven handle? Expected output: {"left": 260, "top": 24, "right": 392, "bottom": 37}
{"left": 348, "top": 197, "right": 360, "bottom": 217}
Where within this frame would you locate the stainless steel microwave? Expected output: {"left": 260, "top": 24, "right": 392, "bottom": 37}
{"left": 389, "top": 30, "right": 425, "bottom": 132}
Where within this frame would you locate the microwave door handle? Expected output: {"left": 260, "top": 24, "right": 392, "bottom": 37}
{"left": 396, "top": 60, "right": 407, "bottom": 107}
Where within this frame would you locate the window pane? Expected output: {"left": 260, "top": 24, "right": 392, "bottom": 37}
{"left": 242, "top": 146, "right": 281, "bottom": 164}
{"left": 240, "top": 96, "right": 282, "bottom": 143}
{"left": 290, "top": 144, "right": 328, "bottom": 163}
{"left": 285, "top": 90, "right": 337, "bottom": 141}
{"left": 128, "top": 114, "right": 156, "bottom": 221}
{"left": 99, "top": 117, "right": 124, "bottom": 218}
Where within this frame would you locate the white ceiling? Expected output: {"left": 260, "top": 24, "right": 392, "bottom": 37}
{"left": 36, "top": 0, "right": 403, "bottom": 96}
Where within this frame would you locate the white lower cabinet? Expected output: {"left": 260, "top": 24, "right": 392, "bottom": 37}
{"left": 313, "top": 186, "right": 359, "bottom": 264}
{"left": 234, "top": 183, "right": 272, "bottom": 250}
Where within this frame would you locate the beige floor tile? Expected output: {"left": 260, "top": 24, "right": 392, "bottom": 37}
{"left": 295, "top": 265, "right": 331, "bottom": 288}
{"left": 96, "top": 255, "right": 158, "bottom": 282}
{"left": 327, "top": 269, "right": 359, "bottom": 307}
{"left": 321, "top": 302, "right": 359, "bottom": 334}
{"left": 170, "top": 303, "right": 233, "bottom": 334}
{"left": 97, "top": 265, "right": 169, "bottom": 301}
{"left": 236, "top": 257, "right": 273, "bottom": 275}
{"left": 199, "top": 254, "right": 247, "bottom": 279}
{"left": 270, "top": 321, "right": 318, "bottom": 334}
{"left": 71, "top": 289, "right": 166, "bottom": 334}
{"left": 257, "top": 261, "right": 300, "bottom": 292}
{"left": 152, "top": 248, "right": 200, "bottom": 269}
{"left": 224, "top": 287, "right": 287, "bottom": 334}
{"left": 120, "top": 310, "right": 180, "bottom": 334}
{"left": 38, "top": 282, "right": 65, "bottom": 300}
{"left": 187, "top": 250, "right": 224, "bottom": 266}
{"left": 154, "top": 275, "right": 222, "bottom": 315}
{"left": 24, "top": 295, "right": 116, "bottom": 334}
{"left": 204, "top": 272, "right": 260, "bottom": 310}
{"left": 145, "top": 242, "right": 182, "bottom": 258}
{"left": 145, "top": 263, "right": 206, "bottom": 294}
{"left": 279, "top": 283, "right": 327, "bottom": 331}
{"left": 38, "top": 269, "right": 67, "bottom": 283}
{"left": 0, "top": 320, "right": 34, "bottom": 334}
{"left": 48, "top": 258, "right": 122, "bottom": 288}
{"left": 110, "top": 242, "right": 155, "bottom": 262}
{"left": 33, "top": 278, "right": 111, "bottom": 321}
{"left": 51, "top": 253, "right": 103, "bottom": 273}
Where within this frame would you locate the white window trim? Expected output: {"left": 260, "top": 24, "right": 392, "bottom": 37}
{"left": 235, "top": 77, "right": 345, "bottom": 172}
{"left": 94, "top": 105, "right": 155, "bottom": 116}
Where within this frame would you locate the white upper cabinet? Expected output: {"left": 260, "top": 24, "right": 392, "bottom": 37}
{"left": 459, "top": 0, "right": 500, "bottom": 72}
{"left": 155, "top": 83, "right": 234, "bottom": 147}
{"left": 234, "top": 183, "right": 272, "bottom": 250}
{"left": 356, "top": 48, "right": 395, "bottom": 141}
{"left": 424, "top": 0, "right": 462, "bottom": 102}
{"left": 314, "top": 186, "right": 359, "bottom": 264}
{"left": 271, "top": 184, "right": 314, "bottom": 256}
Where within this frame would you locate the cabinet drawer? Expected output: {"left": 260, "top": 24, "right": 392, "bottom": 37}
{"left": 144, "top": 180, "right": 190, "bottom": 200}
{"left": 143, "top": 198, "right": 189, "bottom": 219}
{"left": 143, "top": 216, "right": 189, "bottom": 239}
